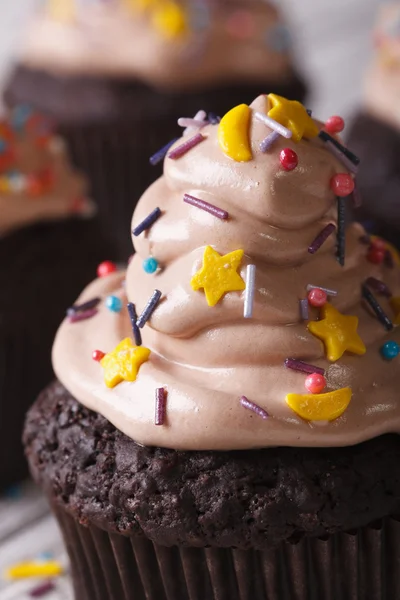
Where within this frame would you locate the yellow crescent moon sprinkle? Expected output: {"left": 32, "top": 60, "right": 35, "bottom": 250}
{"left": 218, "top": 104, "right": 252, "bottom": 162}
{"left": 286, "top": 387, "right": 352, "bottom": 422}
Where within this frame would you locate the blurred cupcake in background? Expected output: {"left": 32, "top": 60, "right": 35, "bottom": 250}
{"left": 4, "top": 0, "right": 307, "bottom": 260}
{"left": 0, "top": 106, "right": 112, "bottom": 488}
{"left": 347, "top": 3, "right": 400, "bottom": 249}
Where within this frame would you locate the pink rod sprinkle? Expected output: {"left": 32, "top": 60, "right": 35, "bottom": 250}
{"left": 308, "top": 223, "right": 336, "bottom": 254}
{"left": 68, "top": 308, "right": 98, "bottom": 323}
{"left": 325, "top": 141, "right": 358, "bottom": 174}
{"left": 168, "top": 133, "right": 205, "bottom": 160}
{"left": 240, "top": 396, "right": 269, "bottom": 420}
{"left": 155, "top": 388, "right": 167, "bottom": 426}
{"left": 30, "top": 580, "right": 55, "bottom": 598}
{"left": 284, "top": 358, "right": 325, "bottom": 376}
{"left": 183, "top": 193, "right": 229, "bottom": 220}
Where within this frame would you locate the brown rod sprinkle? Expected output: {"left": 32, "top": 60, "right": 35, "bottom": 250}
{"left": 155, "top": 388, "right": 167, "bottom": 425}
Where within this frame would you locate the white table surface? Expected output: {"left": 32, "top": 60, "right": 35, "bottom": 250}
{"left": 0, "top": 0, "right": 385, "bottom": 598}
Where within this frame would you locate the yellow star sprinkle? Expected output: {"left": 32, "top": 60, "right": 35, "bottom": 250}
{"left": 191, "top": 246, "right": 246, "bottom": 307}
{"left": 286, "top": 387, "right": 352, "bottom": 422}
{"left": 390, "top": 297, "right": 400, "bottom": 325}
{"left": 267, "top": 94, "right": 319, "bottom": 143}
{"left": 47, "top": 0, "right": 76, "bottom": 23}
{"left": 151, "top": 1, "right": 187, "bottom": 38}
{"left": 101, "top": 338, "right": 150, "bottom": 388}
{"left": 308, "top": 303, "right": 366, "bottom": 362}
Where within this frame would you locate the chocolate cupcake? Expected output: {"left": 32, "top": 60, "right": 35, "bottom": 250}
{"left": 24, "top": 94, "right": 400, "bottom": 598}
{"left": 347, "top": 3, "right": 400, "bottom": 249}
{"left": 5, "top": 0, "right": 306, "bottom": 261}
{"left": 0, "top": 106, "right": 112, "bottom": 488}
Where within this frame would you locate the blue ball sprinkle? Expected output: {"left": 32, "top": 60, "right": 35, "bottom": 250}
{"left": 266, "top": 24, "right": 292, "bottom": 53}
{"left": 143, "top": 257, "right": 159, "bottom": 274}
{"left": 105, "top": 295, "right": 122, "bottom": 313}
{"left": 381, "top": 341, "right": 399, "bottom": 361}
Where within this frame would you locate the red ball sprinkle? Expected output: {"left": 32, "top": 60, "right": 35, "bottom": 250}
{"left": 280, "top": 148, "right": 298, "bottom": 171}
{"left": 308, "top": 288, "right": 328, "bottom": 308}
{"left": 330, "top": 173, "right": 355, "bottom": 197}
{"left": 367, "top": 248, "right": 385, "bottom": 265}
{"left": 305, "top": 373, "right": 327, "bottom": 394}
{"left": 325, "top": 116, "right": 345, "bottom": 134}
{"left": 97, "top": 260, "right": 117, "bottom": 278}
{"left": 92, "top": 350, "right": 105, "bottom": 362}
{"left": 371, "top": 238, "right": 386, "bottom": 251}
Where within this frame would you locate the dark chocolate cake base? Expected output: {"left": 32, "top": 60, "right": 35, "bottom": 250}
{"left": 23, "top": 381, "right": 400, "bottom": 599}
{"left": 5, "top": 66, "right": 307, "bottom": 260}
{"left": 347, "top": 112, "right": 400, "bottom": 249}
{"left": 0, "top": 219, "right": 111, "bottom": 488}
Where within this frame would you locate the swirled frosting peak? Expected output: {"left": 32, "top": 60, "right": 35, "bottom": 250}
{"left": 0, "top": 106, "right": 94, "bottom": 237}
{"left": 53, "top": 94, "right": 400, "bottom": 450}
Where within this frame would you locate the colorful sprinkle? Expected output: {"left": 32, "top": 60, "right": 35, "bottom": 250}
{"left": 324, "top": 140, "right": 358, "bottom": 174}
{"left": 367, "top": 246, "right": 385, "bottom": 265}
{"left": 183, "top": 193, "right": 228, "bottom": 220}
{"left": 191, "top": 246, "right": 245, "bottom": 307}
{"left": 336, "top": 197, "right": 346, "bottom": 266}
{"left": 168, "top": 133, "right": 205, "bottom": 160}
{"left": 137, "top": 290, "right": 162, "bottom": 328}
{"left": 365, "top": 277, "right": 392, "bottom": 298}
{"left": 306, "top": 284, "right": 338, "bottom": 297}
{"left": 127, "top": 302, "right": 142, "bottom": 346}
{"left": 150, "top": 137, "right": 180, "bottom": 166}
{"left": 300, "top": 298, "right": 309, "bottom": 320}
{"left": 324, "top": 116, "right": 345, "bottom": 134}
{"left": 240, "top": 396, "right": 269, "bottom": 419}
{"left": 218, "top": 104, "right": 252, "bottom": 162}
{"left": 225, "top": 9, "right": 255, "bottom": 39}
{"left": 361, "top": 284, "right": 393, "bottom": 331}
{"left": 319, "top": 131, "right": 360, "bottom": 166}
{"left": 100, "top": 338, "right": 150, "bottom": 388}
{"left": 97, "top": 261, "right": 117, "bottom": 278}
{"left": 208, "top": 112, "right": 221, "bottom": 125}
{"left": 330, "top": 173, "right": 355, "bottom": 197}
{"left": 5, "top": 561, "right": 63, "bottom": 580}
{"left": 67, "top": 297, "right": 101, "bottom": 316}
{"left": 30, "top": 581, "right": 56, "bottom": 597}
{"left": 68, "top": 308, "right": 98, "bottom": 323}
{"left": 280, "top": 148, "right": 298, "bottom": 171}
{"left": 308, "top": 303, "right": 366, "bottom": 362}
{"left": 286, "top": 387, "right": 352, "bottom": 422}
{"left": 132, "top": 207, "right": 161, "bottom": 236}
{"left": 305, "top": 373, "right": 327, "bottom": 394}
{"left": 155, "top": 387, "right": 167, "bottom": 425}
{"left": 359, "top": 234, "right": 371, "bottom": 245}
{"left": 105, "top": 295, "right": 122, "bottom": 313}
{"left": 308, "top": 223, "right": 336, "bottom": 254}
{"left": 244, "top": 265, "right": 256, "bottom": 319}
{"left": 92, "top": 350, "right": 105, "bottom": 362}
{"left": 260, "top": 130, "right": 280, "bottom": 152}
{"left": 267, "top": 94, "right": 319, "bottom": 142}
{"left": 254, "top": 110, "right": 292, "bottom": 139}
{"left": 381, "top": 341, "right": 399, "bottom": 361}
{"left": 308, "top": 287, "right": 328, "bottom": 307}
{"left": 178, "top": 117, "right": 207, "bottom": 129}
{"left": 284, "top": 358, "right": 325, "bottom": 376}
{"left": 143, "top": 256, "right": 159, "bottom": 274}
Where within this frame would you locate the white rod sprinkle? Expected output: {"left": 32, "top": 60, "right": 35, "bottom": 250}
{"left": 178, "top": 118, "right": 207, "bottom": 128}
{"left": 254, "top": 112, "right": 292, "bottom": 139}
{"left": 244, "top": 265, "right": 256, "bottom": 319}
{"left": 306, "top": 284, "right": 338, "bottom": 297}
{"left": 183, "top": 110, "right": 207, "bottom": 136}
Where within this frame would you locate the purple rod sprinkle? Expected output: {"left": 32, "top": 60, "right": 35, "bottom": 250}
{"left": 240, "top": 396, "right": 269, "bottom": 420}
{"left": 127, "top": 303, "right": 142, "bottom": 346}
{"left": 308, "top": 223, "right": 336, "bottom": 254}
{"left": 183, "top": 193, "right": 228, "bottom": 220}
{"left": 69, "top": 308, "right": 98, "bottom": 323}
{"left": 365, "top": 277, "right": 392, "bottom": 298}
{"left": 137, "top": 290, "right": 162, "bottom": 329}
{"left": 319, "top": 131, "right": 360, "bottom": 166}
{"left": 361, "top": 284, "right": 393, "bottom": 331}
{"left": 150, "top": 138, "right": 179, "bottom": 166}
{"left": 260, "top": 130, "right": 280, "bottom": 152}
{"left": 208, "top": 112, "right": 220, "bottom": 124}
{"left": 132, "top": 207, "right": 161, "bottom": 237}
{"left": 155, "top": 388, "right": 167, "bottom": 425}
{"left": 300, "top": 298, "right": 309, "bottom": 320}
{"left": 336, "top": 197, "right": 346, "bottom": 267}
{"left": 168, "top": 133, "right": 205, "bottom": 160}
{"left": 284, "top": 358, "right": 325, "bottom": 376}
{"left": 67, "top": 297, "right": 101, "bottom": 316}
{"left": 30, "top": 580, "right": 55, "bottom": 598}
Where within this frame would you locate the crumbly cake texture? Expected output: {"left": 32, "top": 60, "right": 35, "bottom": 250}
{"left": 24, "top": 381, "right": 400, "bottom": 549}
